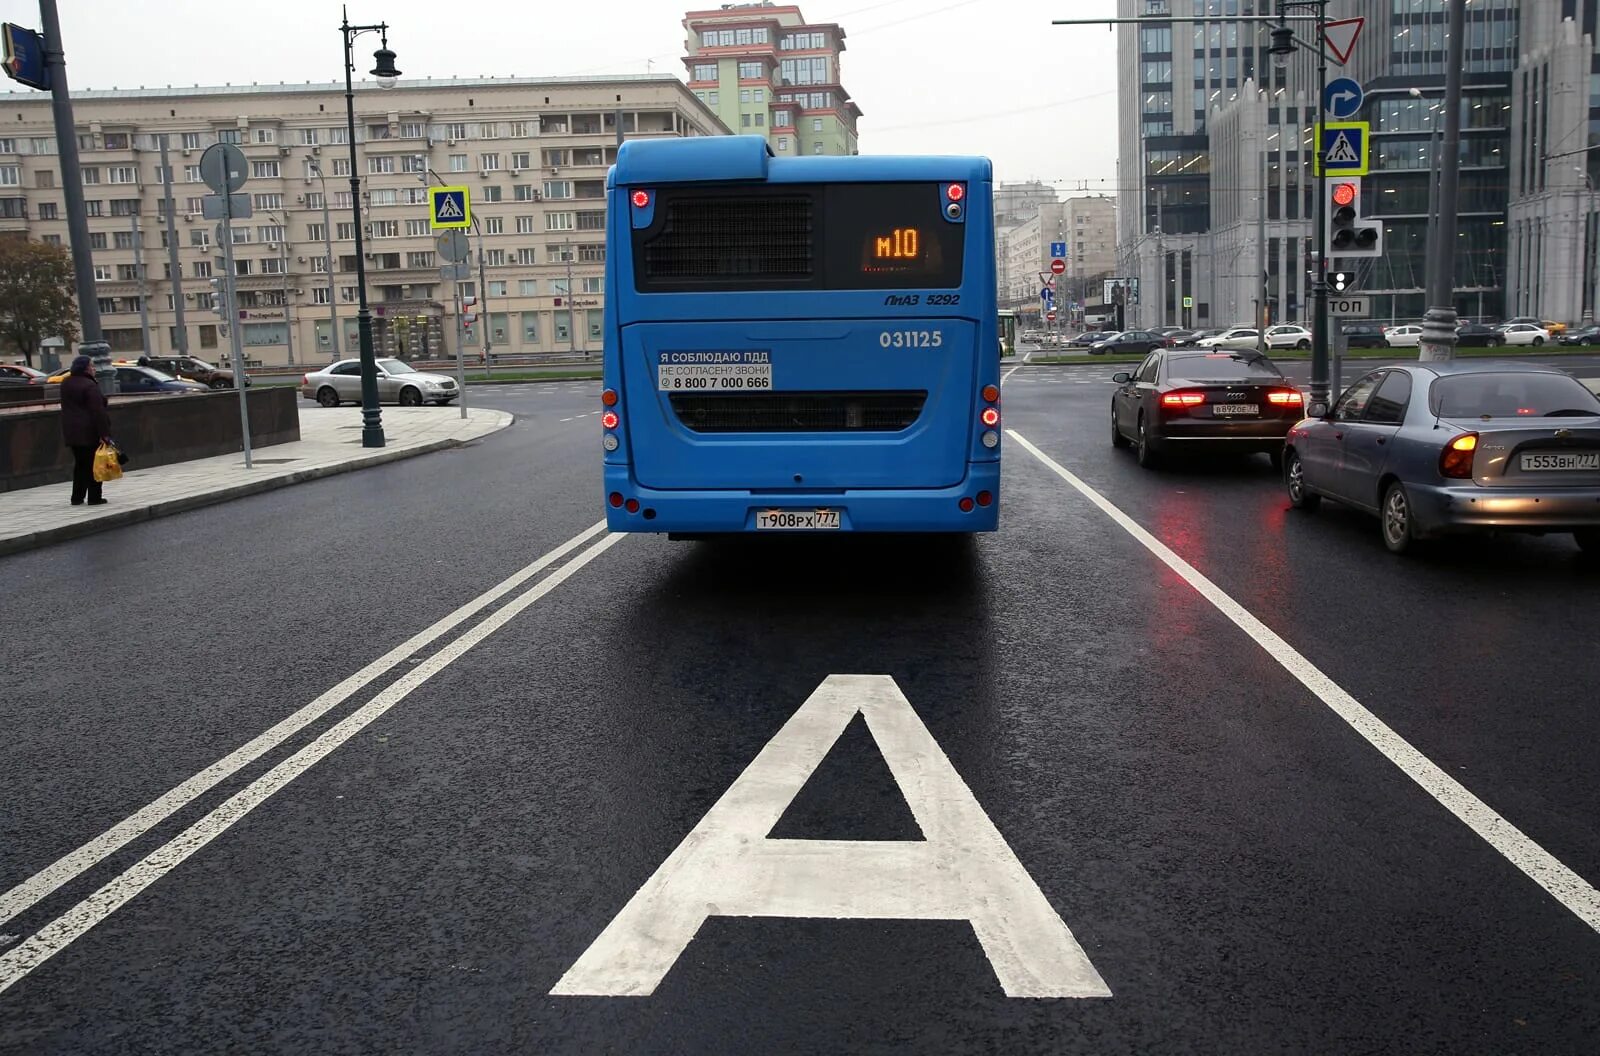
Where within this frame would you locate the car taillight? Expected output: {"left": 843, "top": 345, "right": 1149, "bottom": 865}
{"left": 300, "top": 374, "right": 309, "bottom": 386}
{"left": 1267, "top": 390, "right": 1303, "bottom": 405}
{"left": 1161, "top": 391, "right": 1205, "bottom": 407}
{"left": 1439, "top": 433, "right": 1478, "bottom": 479}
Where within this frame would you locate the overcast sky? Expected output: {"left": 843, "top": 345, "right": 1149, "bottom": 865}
{"left": 2, "top": 0, "right": 1121, "bottom": 196}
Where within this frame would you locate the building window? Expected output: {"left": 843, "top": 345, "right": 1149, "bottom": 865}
{"left": 251, "top": 161, "right": 280, "bottom": 178}
{"left": 193, "top": 260, "right": 212, "bottom": 278}
{"left": 485, "top": 216, "right": 504, "bottom": 234}
{"left": 481, "top": 153, "right": 501, "bottom": 171}
{"left": 85, "top": 200, "right": 103, "bottom": 216}
{"left": 181, "top": 132, "right": 202, "bottom": 150}
{"left": 578, "top": 243, "right": 605, "bottom": 263}
{"left": 37, "top": 202, "right": 58, "bottom": 220}
{"left": 548, "top": 243, "right": 574, "bottom": 263}
{"left": 449, "top": 154, "right": 469, "bottom": 172}
{"left": 261, "top": 257, "right": 285, "bottom": 275}
{"left": 547, "top": 212, "right": 574, "bottom": 231}
{"left": 738, "top": 62, "right": 762, "bottom": 79}
{"left": 371, "top": 220, "right": 399, "bottom": 238}
{"left": 576, "top": 210, "right": 605, "bottom": 231}
{"left": 741, "top": 114, "right": 752, "bottom": 127}
{"left": 485, "top": 248, "right": 507, "bottom": 266}
{"left": 543, "top": 180, "right": 572, "bottom": 199}
{"left": 488, "top": 280, "right": 508, "bottom": 297}
{"left": 110, "top": 199, "right": 139, "bottom": 216}
{"left": 366, "top": 123, "right": 391, "bottom": 141}
{"left": 812, "top": 142, "right": 823, "bottom": 155}
{"left": 692, "top": 63, "right": 717, "bottom": 81}
{"left": 776, "top": 138, "right": 788, "bottom": 151}
{"left": 108, "top": 166, "right": 137, "bottom": 184}
{"left": 708, "top": 91, "right": 719, "bottom": 106}
{"left": 517, "top": 215, "right": 536, "bottom": 234}
{"left": 298, "top": 128, "right": 319, "bottom": 145}
{"left": 235, "top": 259, "right": 252, "bottom": 276}
{"left": 522, "top": 312, "right": 540, "bottom": 344}
{"left": 511, "top": 151, "right": 531, "bottom": 170}
{"left": 407, "top": 250, "right": 436, "bottom": 268}
{"left": 257, "top": 224, "right": 284, "bottom": 243}
{"left": 217, "top": 129, "right": 242, "bottom": 145}
{"left": 519, "top": 279, "right": 538, "bottom": 296}
{"left": 313, "top": 288, "right": 331, "bottom": 304}
{"left": 509, "top": 121, "right": 531, "bottom": 138}
{"left": 187, "top": 230, "right": 207, "bottom": 248}
{"left": 336, "top": 222, "right": 356, "bottom": 240}
{"left": 518, "top": 247, "right": 539, "bottom": 265}
{"left": 406, "top": 219, "right": 430, "bottom": 236}
{"left": 444, "top": 122, "right": 468, "bottom": 140}
{"left": 93, "top": 265, "right": 111, "bottom": 281}
{"left": 367, "top": 155, "right": 395, "bottom": 174}
{"left": 254, "top": 193, "right": 284, "bottom": 210}
{"left": 774, "top": 111, "right": 792, "bottom": 128}
{"left": 755, "top": 113, "right": 764, "bottom": 127}
{"left": 582, "top": 276, "right": 603, "bottom": 294}
{"left": 81, "top": 167, "right": 100, "bottom": 184}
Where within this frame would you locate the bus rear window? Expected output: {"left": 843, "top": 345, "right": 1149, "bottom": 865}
{"left": 633, "top": 182, "right": 965, "bottom": 292}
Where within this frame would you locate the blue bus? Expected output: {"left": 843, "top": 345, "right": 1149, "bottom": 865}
{"left": 599, "top": 136, "right": 999, "bottom": 534}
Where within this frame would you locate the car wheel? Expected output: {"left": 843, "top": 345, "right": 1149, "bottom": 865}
{"left": 209, "top": 378, "right": 229, "bottom": 390}
{"left": 1296, "top": 339, "right": 1310, "bottom": 350}
{"left": 399, "top": 386, "right": 423, "bottom": 407}
{"left": 1380, "top": 481, "right": 1418, "bottom": 554}
{"left": 1532, "top": 337, "right": 1545, "bottom": 346}
{"left": 1111, "top": 404, "right": 1130, "bottom": 448}
{"left": 1135, "top": 412, "right": 1160, "bottom": 469}
{"left": 1491, "top": 338, "right": 1503, "bottom": 347}
{"left": 316, "top": 386, "right": 340, "bottom": 408}
{"left": 1575, "top": 529, "right": 1600, "bottom": 554}
{"left": 1285, "top": 449, "right": 1320, "bottom": 511}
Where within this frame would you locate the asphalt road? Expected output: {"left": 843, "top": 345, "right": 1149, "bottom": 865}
{"left": 2, "top": 370, "right": 1598, "bottom": 1055}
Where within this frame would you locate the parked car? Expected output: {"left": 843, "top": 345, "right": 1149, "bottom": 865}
{"left": 1342, "top": 323, "right": 1387, "bottom": 349}
{"left": 1110, "top": 349, "right": 1303, "bottom": 469}
{"left": 1152, "top": 326, "right": 1188, "bottom": 337}
{"left": 1384, "top": 325, "right": 1424, "bottom": 348}
{"left": 1499, "top": 323, "right": 1551, "bottom": 347}
{"left": 1454, "top": 323, "right": 1506, "bottom": 348}
{"left": 1199, "top": 327, "right": 1260, "bottom": 348}
{"left": 1066, "top": 330, "right": 1114, "bottom": 349}
{"left": 1164, "top": 329, "right": 1207, "bottom": 346}
{"left": 301, "top": 357, "right": 460, "bottom": 407}
{"left": 112, "top": 365, "right": 208, "bottom": 395}
{"left": 1541, "top": 320, "right": 1569, "bottom": 337}
{"left": 1263, "top": 325, "right": 1314, "bottom": 350}
{"left": 145, "top": 355, "right": 248, "bottom": 389}
{"left": 0, "top": 364, "right": 48, "bottom": 384}
{"left": 1558, "top": 324, "right": 1600, "bottom": 346}
{"left": 1090, "top": 330, "right": 1171, "bottom": 356}
{"left": 1284, "top": 363, "right": 1600, "bottom": 554}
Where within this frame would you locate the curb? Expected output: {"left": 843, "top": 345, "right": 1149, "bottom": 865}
{"left": 0, "top": 420, "right": 511, "bottom": 559}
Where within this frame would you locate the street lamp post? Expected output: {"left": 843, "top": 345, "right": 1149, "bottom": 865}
{"left": 1572, "top": 167, "right": 1595, "bottom": 326}
{"left": 309, "top": 160, "right": 340, "bottom": 360}
{"left": 1418, "top": 0, "right": 1467, "bottom": 362}
{"left": 340, "top": 6, "right": 402, "bottom": 449}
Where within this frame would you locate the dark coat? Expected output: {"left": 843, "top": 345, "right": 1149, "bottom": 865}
{"left": 60, "top": 373, "right": 111, "bottom": 448}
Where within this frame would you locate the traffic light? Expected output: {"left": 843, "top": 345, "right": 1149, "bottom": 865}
{"left": 1327, "top": 180, "right": 1383, "bottom": 258}
{"left": 1331, "top": 271, "right": 1353, "bottom": 292}
{"left": 208, "top": 276, "right": 229, "bottom": 316}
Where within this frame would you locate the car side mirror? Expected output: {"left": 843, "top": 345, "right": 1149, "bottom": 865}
{"left": 1112, "top": 371, "right": 1132, "bottom": 384}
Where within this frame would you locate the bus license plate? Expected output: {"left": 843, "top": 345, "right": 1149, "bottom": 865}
{"left": 757, "top": 508, "right": 841, "bottom": 530}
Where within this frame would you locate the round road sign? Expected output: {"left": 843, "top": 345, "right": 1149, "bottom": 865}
{"left": 198, "top": 143, "right": 248, "bottom": 195}
{"left": 436, "top": 230, "right": 471, "bottom": 263}
{"left": 1050, "top": 259, "right": 1066, "bottom": 275}
{"left": 1046, "top": 310, "right": 1057, "bottom": 321}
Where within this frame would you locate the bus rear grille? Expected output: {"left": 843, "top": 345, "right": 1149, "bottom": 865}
{"left": 669, "top": 392, "right": 927, "bottom": 433}
{"left": 643, "top": 197, "right": 813, "bottom": 280}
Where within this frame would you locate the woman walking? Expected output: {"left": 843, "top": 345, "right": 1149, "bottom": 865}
{"left": 60, "top": 355, "right": 111, "bottom": 506}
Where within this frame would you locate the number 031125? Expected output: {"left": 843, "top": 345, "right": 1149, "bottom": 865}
{"left": 879, "top": 330, "right": 944, "bottom": 348}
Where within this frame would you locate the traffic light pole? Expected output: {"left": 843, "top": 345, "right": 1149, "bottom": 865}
{"left": 1418, "top": 0, "right": 1467, "bottom": 363}
{"left": 1308, "top": 0, "right": 1331, "bottom": 416}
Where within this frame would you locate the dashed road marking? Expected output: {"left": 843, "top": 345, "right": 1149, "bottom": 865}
{"left": 1007, "top": 428, "right": 1600, "bottom": 938}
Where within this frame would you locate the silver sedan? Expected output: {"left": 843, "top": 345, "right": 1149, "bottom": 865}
{"left": 300, "top": 358, "right": 460, "bottom": 407}
{"left": 1283, "top": 362, "right": 1600, "bottom": 554}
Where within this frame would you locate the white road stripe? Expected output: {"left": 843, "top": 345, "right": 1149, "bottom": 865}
{"left": 1007, "top": 429, "right": 1600, "bottom": 936}
{"left": 0, "top": 520, "right": 609, "bottom": 929}
{"left": 0, "top": 531, "right": 626, "bottom": 997}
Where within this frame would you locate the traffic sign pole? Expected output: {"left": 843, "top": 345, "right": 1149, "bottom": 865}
{"left": 216, "top": 182, "right": 253, "bottom": 469}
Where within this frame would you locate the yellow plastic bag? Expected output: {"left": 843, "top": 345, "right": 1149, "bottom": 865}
{"left": 93, "top": 441, "right": 122, "bottom": 483}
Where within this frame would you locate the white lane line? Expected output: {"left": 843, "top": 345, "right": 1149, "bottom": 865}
{"left": 0, "top": 530, "right": 626, "bottom": 997}
{"left": 0, "top": 519, "right": 609, "bottom": 929}
{"left": 1006, "top": 429, "right": 1600, "bottom": 936}
{"left": 559, "top": 417, "right": 575, "bottom": 423}
{"left": 1002, "top": 361, "right": 1025, "bottom": 384}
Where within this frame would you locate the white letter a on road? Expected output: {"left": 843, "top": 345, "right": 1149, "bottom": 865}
{"left": 551, "top": 674, "right": 1111, "bottom": 999}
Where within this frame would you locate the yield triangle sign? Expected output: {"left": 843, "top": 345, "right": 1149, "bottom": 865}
{"left": 1324, "top": 17, "right": 1363, "bottom": 65}
{"left": 1325, "top": 131, "right": 1360, "bottom": 165}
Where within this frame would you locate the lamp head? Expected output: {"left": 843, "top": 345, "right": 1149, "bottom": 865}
{"left": 371, "top": 47, "right": 401, "bottom": 89}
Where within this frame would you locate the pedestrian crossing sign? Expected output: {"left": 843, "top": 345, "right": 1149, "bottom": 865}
{"left": 429, "top": 186, "right": 471, "bottom": 229}
{"left": 1314, "top": 121, "right": 1369, "bottom": 177}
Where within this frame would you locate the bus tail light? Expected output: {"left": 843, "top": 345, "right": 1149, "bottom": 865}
{"left": 601, "top": 388, "right": 618, "bottom": 406}
{"left": 625, "top": 498, "right": 640, "bottom": 514}
{"left": 958, "top": 497, "right": 974, "bottom": 512}
{"left": 981, "top": 431, "right": 999, "bottom": 448}
{"left": 1440, "top": 432, "right": 1478, "bottom": 479}
{"left": 946, "top": 183, "right": 965, "bottom": 202}
{"left": 609, "top": 492, "right": 624, "bottom": 508}
{"left": 982, "top": 384, "right": 999, "bottom": 402}
{"left": 980, "top": 406, "right": 1000, "bottom": 427}
{"left": 630, "top": 190, "right": 651, "bottom": 208}
{"left": 976, "top": 490, "right": 993, "bottom": 507}
{"left": 1161, "top": 391, "right": 1205, "bottom": 408}
{"left": 601, "top": 410, "right": 619, "bottom": 429}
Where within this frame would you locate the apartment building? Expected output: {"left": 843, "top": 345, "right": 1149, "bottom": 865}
{"left": 998, "top": 196, "right": 1117, "bottom": 327}
{"left": 683, "top": 2, "right": 861, "bottom": 156}
{"left": 0, "top": 75, "right": 726, "bottom": 366}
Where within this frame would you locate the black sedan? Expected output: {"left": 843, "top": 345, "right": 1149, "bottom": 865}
{"left": 113, "top": 365, "right": 208, "bottom": 395}
{"left": 1090, "top": 330, "right": 1171, "bottom": 356}
{"left": 1065, "top": 330, "right": 1114, "bottom": 349}
{"left": 1110, "top": 349, "right": 1304, "bottom": 469}
{"left": 1558, "top": 324, "right": 1600, "bottom": 346}
{"left": 1455, "top": 323, "right": 1505, "bottom": 348}
{"left": 1342, "top": 323, "right": 1388, "bottom": 349}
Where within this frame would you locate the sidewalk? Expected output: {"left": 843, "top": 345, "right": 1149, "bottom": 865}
{"left": 0, "top": 405, "right": 513, "bottom": 557}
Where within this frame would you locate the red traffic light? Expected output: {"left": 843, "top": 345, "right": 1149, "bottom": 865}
{"left": 1331, "top": 182, "right": 1357, "bottom": 207}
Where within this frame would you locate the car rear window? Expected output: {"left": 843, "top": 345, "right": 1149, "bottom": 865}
{"left": 1166, "top": 354, "right": 1284, "bottom": 381}
{"left": 1429, "top": 372, "right": 1600, "bottom": 418}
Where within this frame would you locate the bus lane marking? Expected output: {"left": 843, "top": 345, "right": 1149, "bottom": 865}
{"left": 552, "top": 674, "right": 1110, "bottom": 999}
{"left": 0, "top": 530, "right": 626, "bottom": 997}
{"left": 1007, "top": 428, "right": 1600, "bottom": 937}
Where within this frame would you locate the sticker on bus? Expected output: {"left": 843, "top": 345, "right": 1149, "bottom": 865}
{"left": 657, "top": 350, "right": 774, "bottom": 392}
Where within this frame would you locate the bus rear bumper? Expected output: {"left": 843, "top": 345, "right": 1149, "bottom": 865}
{"left": 602, "top": 463, "right": 1000, "bottom": 533}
